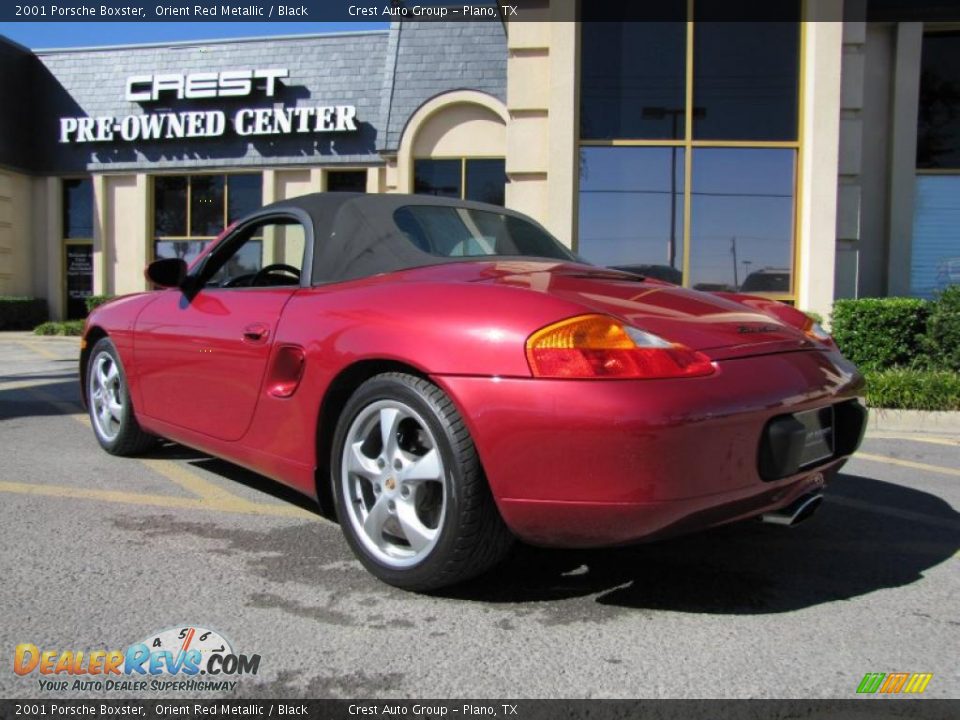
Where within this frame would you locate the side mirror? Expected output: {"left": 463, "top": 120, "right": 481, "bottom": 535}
{"left": 145, "top": 258, "right": 188, "bottom": 289}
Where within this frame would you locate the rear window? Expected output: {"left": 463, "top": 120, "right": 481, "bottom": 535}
{"left": 393, "top": 205, "right": 577, "bottom": 261}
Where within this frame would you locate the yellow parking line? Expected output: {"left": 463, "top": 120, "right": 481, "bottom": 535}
{"left": 140, "top": 458, "right": 264, "bottom": 511}
{"left": 15, "top": 341, "right": 66, "bottom": 361}
{"left": 866, "top": 433, "right": 960, "bottom": 447}
{"left": 0, "top": 480, "right": 316, "bottom": 519}
{"left": 856, "top": 452, "right": 960, "bottom": 478}
{"left": 14, "top": 381, "right": 298, "bottom": 515}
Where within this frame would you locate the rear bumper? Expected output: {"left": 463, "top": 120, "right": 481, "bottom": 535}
{"left": 434, "top": 349, "right": 866, "bottom": 547}
{"left": 497, "top": 462, "right": 842, "bottom": 546}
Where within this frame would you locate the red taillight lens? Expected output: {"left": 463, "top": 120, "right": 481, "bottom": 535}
{"left": 525, "top": 315, "right": 715, "bottom": 380}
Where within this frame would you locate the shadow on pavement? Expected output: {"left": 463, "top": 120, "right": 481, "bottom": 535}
{"left": 115, "top": 448, "right": 960, "bottom": 616}
{"left": 0, "top": 379, "right": 82, "bottom": 420}
{"left": 442, "top": 473, "right": 960, "bottom": 614}
{"left": 142, "top": 442, "right": 324, "bottom": 517}
{"left": 193, "top": 455, "right": 323, "bottom": 517}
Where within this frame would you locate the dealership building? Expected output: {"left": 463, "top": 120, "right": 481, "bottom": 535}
{"left": 0, "top": 1, "right": 958, "bottom": 320}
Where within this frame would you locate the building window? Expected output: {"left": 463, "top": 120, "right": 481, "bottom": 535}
{"left": 414, "top": 158, "right": 506, "bottom": 206}
{"left": 692, "top": 19, "right": 799, "bottom": 141}
{"left": 327, "top": 170, "right": 368, "bottom": 193}
{"left": 153, "top": 174, "right": 262, "bottom": 265}
{"left": 688, "top": 149, "right": 795, "bottom": 292}
{"left": 578, "top": 147, "right": 685, "bottom": 283}
{"left": 579, "top": 6, "right": 688, "bottom": 140}
{"left": 918, "top": 30, "right": 960, "bottom": 170}
{"left": 63, "top": 178, "right": 93, "bottom": 239}
{"left": 913, "top": 30, "right": 960, "bottom": 298}
{"left": 62, "top": 178, "right": 93, "bottom": 320}
{"left": 578, "top": 2, "right": 801, "bottom": 298}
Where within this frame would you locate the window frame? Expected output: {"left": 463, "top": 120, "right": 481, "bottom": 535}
{"left": 575, "top": 8, "right": 805, "bottom": 302}
{"left": 325, "top": 168, "right": 369, "bottom": 193}
{"left": 151, "top": 172, "right": 263, "bottom": 262}
{"left": 411, "top": 156, "right": 507, "bottom": 206}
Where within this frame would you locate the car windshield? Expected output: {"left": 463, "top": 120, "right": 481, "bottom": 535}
{"left": 393, "top": 205, "right": 578, "bottom": 262}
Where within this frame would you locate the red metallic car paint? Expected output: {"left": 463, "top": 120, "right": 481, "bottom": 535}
{"left": 432, "top": 348, "right": 863, "bottom": 546}
{"left": 133, "top": 288, "right": 298, "bottom": 441}
{"left": 83, "top": 259, "right": 865, "bottom": 546}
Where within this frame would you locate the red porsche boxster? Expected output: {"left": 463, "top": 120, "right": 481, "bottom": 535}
{"left": 81, "top": 193, "right": 866, "bottom": 591}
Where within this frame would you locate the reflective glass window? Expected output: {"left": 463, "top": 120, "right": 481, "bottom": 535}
{"left": 227, "top": 174, "right": 263, "bottom": 224}
{"left": 326, "top": 170, "right": 368, "bottom": 192}
{"left": 154, "top": 176, "right": 187, "bottom": 237}
{"left": 688, "top": 148, "right": 795, "bottom": 292}
{"left": 465, "top": 159, "right": 506, "bottom": 206}
{"left": 917, "top": 31, "right": 960, "bottom": 169}
{"left": 580, "top": 13, "right": 688, "bottom": 140}
{"left": 190, "top": 175, "right": 225, "bottom": 237}
{"left": 414, "top": 160, "right": 461, "bottom": 198}
{"left": 63, "top": 178, "right": 93, "bottom": 239}
{"left": 578, "top": 147, "right": 685, "bottom": 283}
{"left": 692, "top": 11, "right": 800, "bottom": 140}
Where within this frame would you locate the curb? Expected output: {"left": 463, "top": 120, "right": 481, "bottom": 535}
{"left": 0, "top": 331, "right": 81, "bottom": 341}
{"left": 866, "top": 408, "right": 960, "bottom": 436}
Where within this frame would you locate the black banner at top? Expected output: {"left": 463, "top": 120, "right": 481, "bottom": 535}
{"left": 3, "top": 0, "right": 960, "bottom": 23}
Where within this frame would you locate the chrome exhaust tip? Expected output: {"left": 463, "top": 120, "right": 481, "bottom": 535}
{"left": 761, "top": 492, "right": 824, "bottom": 527}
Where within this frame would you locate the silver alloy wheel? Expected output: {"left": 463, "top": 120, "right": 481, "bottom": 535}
{"left": 89, "top": 350, "right": 124, "bottom": 442}
{"left": 341, "top": 399, "right": 447, "bottom": 568}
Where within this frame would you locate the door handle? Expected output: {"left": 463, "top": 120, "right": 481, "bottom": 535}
{"left": 242, "top": 323, "right": 270, "bottom": 343}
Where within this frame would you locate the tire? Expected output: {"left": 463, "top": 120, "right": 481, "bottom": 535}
{"left": 332, "top": 372, "right": 513, "bottom": 592}
{"left": 86, "top": 337, "right": 157, "bottom": 456}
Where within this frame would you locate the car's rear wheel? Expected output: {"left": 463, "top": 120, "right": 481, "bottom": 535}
{"left": 332, "top": 372, "right": 513, "bottom": 591}
{"left": 87, "top": 337, "right": 157, "bottom": 456}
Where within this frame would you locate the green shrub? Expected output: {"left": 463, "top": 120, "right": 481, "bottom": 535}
{"left": 802, "top": 310, "right": 824, "bottom": 325}
{"left": 85, "top": 295, "right": 114, "bottom": 312}
{"left": 831, "top": 297, "right": 930, "bottom": 370}
{"left": 924, "top": 284, "right": 960, "bottom": 372}
{"left": 864, "top": 369, "right": 960, "bottom": 411}
{"left": 0, "top": 296, "right": 48, "bottom": 331}
{"left": 33, "top": 320, "right": 85, "bottom": 336}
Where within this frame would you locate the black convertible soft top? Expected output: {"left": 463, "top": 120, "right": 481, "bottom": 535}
{"left": 257, "top": 192, "right": 577, "bottom": 285}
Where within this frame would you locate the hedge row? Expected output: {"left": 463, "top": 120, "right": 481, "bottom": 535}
{"left": 33, "top": 320, "right": 85, "bottom": 336}
{"left": 832, "top": 285, "right": 960, "bottom": 372}
{"left": 85, "top": 295, "right": 113, "bottom": 312}
{"left": 0, "top": 296, "right": 48, "bottom": 331}
{"left": 863, "top": 369, "right": 960, "bottom": 412}
{"left": 925, "top": 285, "right": 960, "bottom": 372}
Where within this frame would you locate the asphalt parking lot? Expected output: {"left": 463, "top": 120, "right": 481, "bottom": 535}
{"left": 1, "top": 332, "right": 958, "bottom": 700}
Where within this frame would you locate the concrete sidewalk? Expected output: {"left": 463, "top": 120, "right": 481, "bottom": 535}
{"left": 867, "top": 408, "right": 959, "bottom": 436}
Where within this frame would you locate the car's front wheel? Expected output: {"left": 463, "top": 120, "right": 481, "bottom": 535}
{"left": 86, "top": 337, "right": 157, "bottom": 456}
{"left": 332, "top": 372, "right": 513, "bottom": 591}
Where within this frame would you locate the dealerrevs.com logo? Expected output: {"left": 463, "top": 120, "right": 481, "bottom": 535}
{"left": 14, "top": 626, "right": 261, "bottom": 693}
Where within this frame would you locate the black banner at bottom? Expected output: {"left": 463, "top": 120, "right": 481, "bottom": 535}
{"left": 0, "top": 700, "right": 958, "bottom": 720}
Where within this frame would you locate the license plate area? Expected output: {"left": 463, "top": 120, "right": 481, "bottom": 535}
{"left": 758, "top": 405, "right": 837, "bottom": 481}
{"left": 795, "top": 406, "right": 835, "bottom": 468}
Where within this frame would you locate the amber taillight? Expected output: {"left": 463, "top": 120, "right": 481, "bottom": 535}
{"left": 525, "top": 315, "right": 715, "bottom": 380}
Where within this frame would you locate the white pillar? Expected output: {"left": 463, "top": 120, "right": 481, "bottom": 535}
{"left": 797, "top": 17, "right": 844, "bottom": 318}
